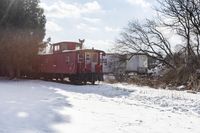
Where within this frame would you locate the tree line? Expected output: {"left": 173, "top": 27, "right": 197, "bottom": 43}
{"left": 0, "top": 0, "right": 46, "bottom": 78}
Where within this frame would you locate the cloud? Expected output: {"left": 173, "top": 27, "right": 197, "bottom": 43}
{"left": 40, "top": 1, "right": 102, "bottom": 18}
{"left": 105, "top": 26, "right": 120, "bottom": 32}
{"left": 76, "top": 23, "right": 99, "bottom": 32}
{"left": 85, "top": 39, "right": 114, "bottom": 52}
{"left": 46, "top": 21, "right": 63, "bottom": 32}
{"left": 127, "top": 0, "right": 151, "bottom": 8}
{"left": 82, "top": 17, "right": 101, "bottom": 24}
{"left": 83, "top": 1, "right": 101, "bottom": 12}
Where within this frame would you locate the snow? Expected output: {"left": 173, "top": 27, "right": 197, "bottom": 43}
{"left": 0, "top": 79, "right": 200, "bottom": 133}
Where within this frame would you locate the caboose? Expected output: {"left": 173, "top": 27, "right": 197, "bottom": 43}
{"left": 37, "top": 41, "right": 105, "bottom": 84}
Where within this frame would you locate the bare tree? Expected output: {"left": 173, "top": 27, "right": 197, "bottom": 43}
{"left": 116, "top": 19, "right": 174, "bottom": 68}
{"left": 115, "top": 0, "right": 200, "bottom": 88}
{"left": 157, "top": 0, "right": 200, "bottom": 64}
{"left": 186, "top": 0, "right": 200, "bottom": 57}
{"left": 117, "top": 0, "right": 200, "bottom": 67}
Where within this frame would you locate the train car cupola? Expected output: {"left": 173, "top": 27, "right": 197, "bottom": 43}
{"left": 53, "top": 41, "right": 83, "bottom": 53}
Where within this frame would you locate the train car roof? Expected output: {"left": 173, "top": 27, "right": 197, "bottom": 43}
{"left": 38, "top": 49, "right": 105, "bottom": 56}
{"left": 52, "top": 41, "right": 81, "bottom": 45}
{"left": 62, "top": 49, "right": 105, "bottom": 53}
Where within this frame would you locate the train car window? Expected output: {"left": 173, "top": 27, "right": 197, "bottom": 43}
{"left": 54, "top": 45, "right": 60, "bottom": 51}
{"left": 76, "top": 45, "right": 81, "bottom": 50}
{"left": 92, "top": 53, "right": 98, "bottom": 62}
{"left": 62, "top": 45, "right": 67, "bottom": 51}
{"left": 86, "top": 54, "right": 90, "bottom": 60}
{"left": 66, "top": 56, "right": 70, "bottom": 64}
{"left": 78, "top": 54, "right": 84, "bottom": 63}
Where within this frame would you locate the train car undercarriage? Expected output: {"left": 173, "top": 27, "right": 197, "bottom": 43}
{"left": 34, "top": 72, "right": 104, "bottom": 85}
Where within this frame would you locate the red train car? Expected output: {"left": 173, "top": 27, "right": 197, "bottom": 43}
{"left": 37, "top": 41, "right": 105, "bottom": 84}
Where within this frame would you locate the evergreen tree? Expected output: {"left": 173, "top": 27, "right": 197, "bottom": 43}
{"left": 0, "top": 0, "right": 46, "bottom": 77}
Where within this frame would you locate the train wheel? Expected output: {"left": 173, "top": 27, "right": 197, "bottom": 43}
{"left": 92, "top": 81, "right": 95, "bottom": 85}
{"left": 69, "top": 78, "right": 80, "bottom": 85}
{"left": 58, "top": 76, "right": 64, "bottom": 83}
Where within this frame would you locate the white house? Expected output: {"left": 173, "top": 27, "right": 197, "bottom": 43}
{"left": 103, "top": 53, "right": 148, "bottom": 74}
{"left": 126, "top": 54, "right": 148, "bottom": 74}
{"left": 102, "top": 54, "right": 126, "bottom": 74}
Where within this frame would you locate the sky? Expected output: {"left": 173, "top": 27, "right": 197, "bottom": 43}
{"left": 40, "top": 0, "right": 157, "bottom": 52}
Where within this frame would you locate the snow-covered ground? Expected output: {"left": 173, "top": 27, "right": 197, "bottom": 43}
{"left": 0, "top": 79, "right": 200, "bottom": 133}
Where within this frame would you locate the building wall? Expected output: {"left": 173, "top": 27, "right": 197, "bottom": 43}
{"left": 103, "top": 54, "right": 148, "bottom": 74}
{"left": 103, "top": 54, "right": 126, "bottom": 74}
{"left": 103, "top": 54, "right": 117, "bottom": 73}
{"left": 126, "top": 55, "right": 139, "bottom": 72}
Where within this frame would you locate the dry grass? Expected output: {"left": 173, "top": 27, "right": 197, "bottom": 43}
{"left": 104, "top": 66, "right": 200, "bottom": 92}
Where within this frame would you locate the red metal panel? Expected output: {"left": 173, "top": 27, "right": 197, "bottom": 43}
{"left": 38, "top": 51, "right": 77, "bottom": 75}
{"left": 39, "top": 54, "right": 56, "bottom": 73}
{"left": 54, "top": 52, "right": 77, "bottom": 74}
